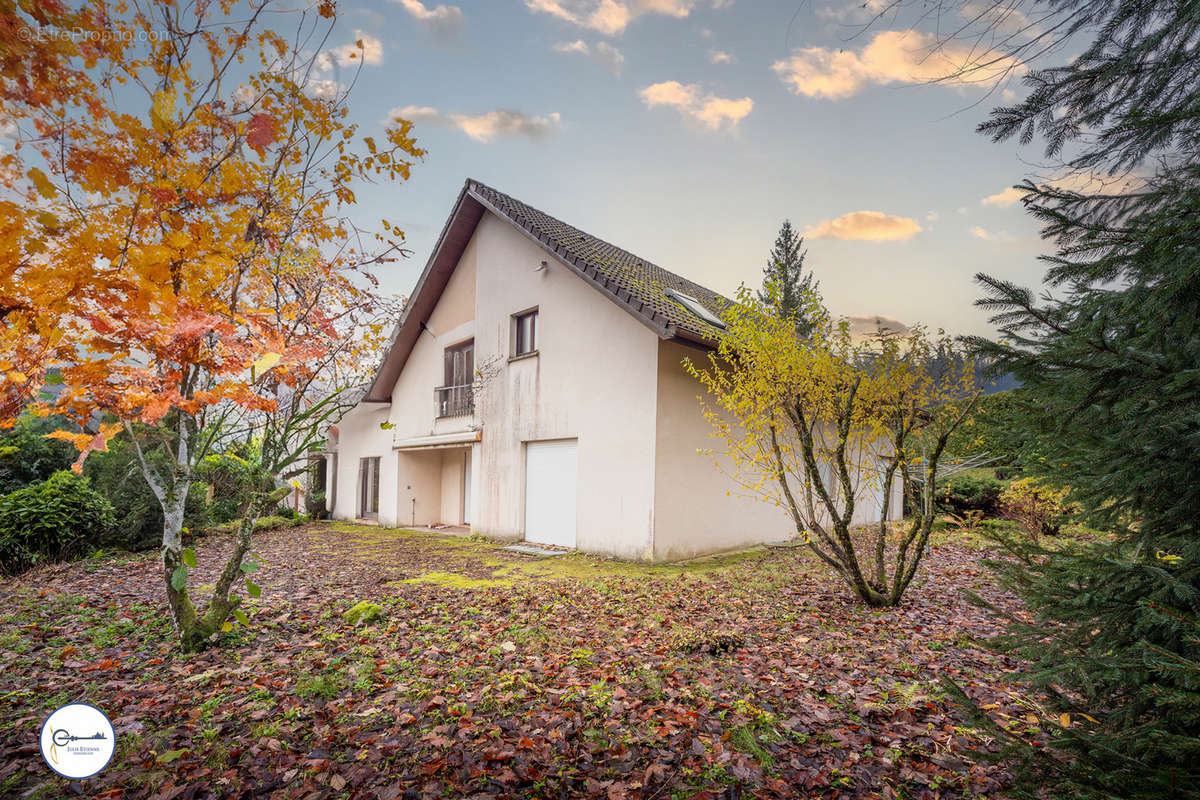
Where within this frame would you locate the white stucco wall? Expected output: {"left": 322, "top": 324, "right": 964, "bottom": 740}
{"left": 390, "top": 239, "right": 478, "bottom": 441}
{"left": 327, "top": 401, "right": 392, "bottom": 522}
{"left": 650, "top": 341, "right": 905, "bottom": 560}
{"left": 468, "top": 214, "right": 660, "bottom": 559}
{"left": 651, "top": 340, "right": 795, "bottom": 561}
{"left": 394, "top": 449, "right": 442, "bottom": 528}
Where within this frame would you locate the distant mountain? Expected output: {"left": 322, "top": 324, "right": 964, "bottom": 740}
{"left": 980, "top": 371, "right": 1021, "bottom": 394}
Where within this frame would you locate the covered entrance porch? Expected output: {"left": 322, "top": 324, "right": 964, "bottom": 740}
{"left": 393, "top": 431, "right": 479, "bottom": 530}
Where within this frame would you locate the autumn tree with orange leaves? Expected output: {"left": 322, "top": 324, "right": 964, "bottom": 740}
{"left": 1, "top": 0, "right": 423, "bottom": 649}
{"left": 0, "top": 0, "right": 118, "bottom": 419}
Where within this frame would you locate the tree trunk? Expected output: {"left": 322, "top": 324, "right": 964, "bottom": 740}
{"left": 160, "top": 480, "right": 201, "bottom": 647}
{"left": 176, "top": 492, "right": 274, "bottom": 651}
{"left": 873, "top": 460, "right": 900, "bottom": 590}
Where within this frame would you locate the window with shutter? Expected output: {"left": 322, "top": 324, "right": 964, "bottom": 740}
{"left": 437, "top": 340, "right": 475, "bottom": 417}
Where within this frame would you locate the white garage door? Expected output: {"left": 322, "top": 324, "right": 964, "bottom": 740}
{"left": 524, "top": 439, "right": 578, "bottom": 548}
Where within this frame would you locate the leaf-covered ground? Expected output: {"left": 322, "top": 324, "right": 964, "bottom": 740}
{"left": 0, "top": 523, "right": 1037, "bottom": 799}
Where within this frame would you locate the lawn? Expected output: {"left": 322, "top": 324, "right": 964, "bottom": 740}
{"left": 0, "top": 523, "right": 1035, "bottom": 799}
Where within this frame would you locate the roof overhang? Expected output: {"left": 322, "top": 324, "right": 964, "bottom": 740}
{"left": 393, "top": 429, "right": 481, "bottom": 451}
{"left": 363, "top": 185, "right": 486, "bottom": 402}
{"left": 363, "top": 180, "right": 718, "bottom": 402}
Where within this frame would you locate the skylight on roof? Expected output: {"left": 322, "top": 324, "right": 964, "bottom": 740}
{"left": 665, "top": 288, "right": 726, "bottom": 330}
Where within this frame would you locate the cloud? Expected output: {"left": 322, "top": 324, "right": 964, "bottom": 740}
{"left": 845, "top": 314, "right": 911, "bottom": 340}
{"left": 981, "top": 186, "right": 1026, "bottom": 207}
{"left": 232, "top": 83, "right": 259, "bottom": 107}
{"left": 390, "top": 105, "right": 562, "bottom": 143}
{"left": 525, "top": 0, "right": 694, "bottom": 35}
{"left": 395, "top": 105, "right": 441, "bottom": 123}
{"left": 306, "top": 30, "right": 384, "bottom": 98}
{"left": 816, "top": 0, "right": 892, "bottom": 23}
{"left": 553, "top": 38, "right": 590, "bottom": 54}
{"left": 316, "top": 30, "right": 383, "bottom": 70}
{"left": 925, "top": 210, "right": 939, "bottom": 222}
{"left": 639, "top": 80, "right": 752, "bottom": 131}
{"left": 552, "top": 39, "right": 625, "bottom": 73}
{"left": 394, "top": 0, "right": 464, "bottom": 40}
{"left": 307, "top": 80, "right": 342, "bottom": 99}
{"left": 0, "top": 118, "right": 14, "bottom": 152}
{"left": 958, "top": 0, "right": 1040, "bottom": 37}
{"left": 772, "top": 30, "right": 1020, "bottom": 99}
{"left": 971, "top": 225, "right": 1016, "bottom": 241}
{"left": 707, "top": 49, "right": 733, "bottom": 64}
{"left": 805, "top": 210, "right": 922, "bottom": 241}
{"left": 982, "top": 172, "right": 1146, "bottom": 207}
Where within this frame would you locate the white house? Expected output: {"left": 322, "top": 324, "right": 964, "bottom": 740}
{"left": 324, "top": 180, "right": 895, "bottom": 562}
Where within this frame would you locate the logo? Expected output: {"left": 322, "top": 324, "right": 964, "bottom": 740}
{"left": 39, "top": 703, "right": 116, "bottom": 780}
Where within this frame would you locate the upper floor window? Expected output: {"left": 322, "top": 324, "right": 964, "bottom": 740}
{"left": 438, "top": 339, "right": 474, "bottom": 418}
{"left": 513, "top": 309, "right": 538, "bottom": 357}
{"left": 444, "top": 339, "right": 474, "bottom": 388}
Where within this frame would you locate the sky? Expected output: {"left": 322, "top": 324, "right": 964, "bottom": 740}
{"left": 298, "top": 0, "right": 1069, "bottom": 338}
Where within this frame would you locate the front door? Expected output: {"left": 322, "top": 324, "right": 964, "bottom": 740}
{"left": 358, "top": 456, "right": 380, "bottom": 520}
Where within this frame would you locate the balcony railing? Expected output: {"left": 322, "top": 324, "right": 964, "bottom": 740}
{"left": 435, "top": 384, "right": 474, "bottom": 418}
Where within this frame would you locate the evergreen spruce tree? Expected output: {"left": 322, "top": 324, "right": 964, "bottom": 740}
{"left": 947, "top": 0, "right": 1200, "bottom": 797}
{"left": 757, "top": 220, "right": 817, "bottom": 331}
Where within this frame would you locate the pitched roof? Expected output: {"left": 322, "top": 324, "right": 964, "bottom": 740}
{"left": 467, "top": 180, "right": 730, "bottom": 339}
{"left": 364, "top": 179, "right": 728, "bottom": 402}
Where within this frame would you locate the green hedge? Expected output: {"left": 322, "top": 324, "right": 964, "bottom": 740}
{"left": 936, "top": 474, "right": 1005, "bottom": 517}
{"left": 0, "top": 471, "right": 115, "bottom": 575}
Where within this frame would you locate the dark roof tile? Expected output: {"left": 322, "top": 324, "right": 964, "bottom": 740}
{"left": 466, "top": 179, "right": 729, "bottom": 340}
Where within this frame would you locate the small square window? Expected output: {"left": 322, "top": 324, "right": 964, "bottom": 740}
{"left": 513, "top": 309, "right": 538, "bottom": 357}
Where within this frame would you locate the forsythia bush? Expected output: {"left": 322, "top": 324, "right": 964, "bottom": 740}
{"left": 998, "top": 478, "right": 1073, "bottom": 542}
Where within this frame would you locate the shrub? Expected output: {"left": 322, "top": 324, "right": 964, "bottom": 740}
{"left": 205, "top": 514, "right": 307, "bottom": 536}
{"left": 937, "top": 474, "right": 1005, "bottom": 517}
{"left": 84, "top": 435, "right": 208, "bottom": 551}
{"left": 0, "top": 471, "right": 115, "bottom": 574}
{"left": 998, "top": 478, "right": 1074, "bottom": 543}
{"left": 195, "top": 447, "right": 261, "bottom": 524}
{"left": 306, "top": 490, "right": 327, "bottom": 519}
{"left": 946, "top": 509, "right": 986, "bottom": 536}
{"left": 256, "top": 514, "right": 302, "bottom": 531}
{"left": 0, "top": 415, "right": 76, "bottom": 494}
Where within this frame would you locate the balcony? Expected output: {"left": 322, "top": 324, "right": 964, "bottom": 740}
{"left": 435, "top": 384, "right": 474, "bottom": 418}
